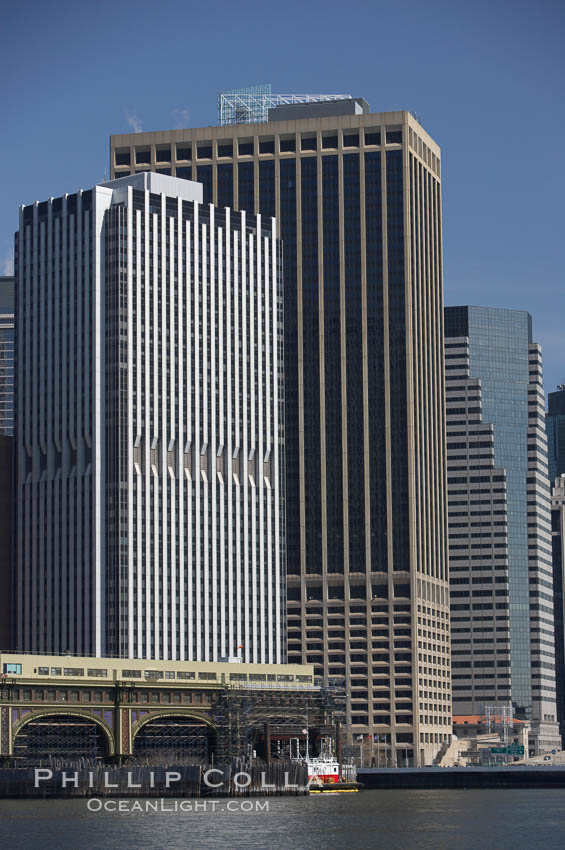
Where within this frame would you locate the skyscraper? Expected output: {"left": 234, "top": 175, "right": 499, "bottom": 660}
{"left": 445, "top": 306, "right": 560, "bottom": 754}
{"left": 110, "top": 101, "right": 451, "bottom": 766}
{"left": 0, "top": 435, "right": 12, "bottom": 650}
{"left": 551, "top": 475, "right": 565, "bottom": 742}
{"left": 15, "top": 172, "right": 285, "bottom": 662}
{"left": 0, "top": 276, "right": 15, "bottom": 650}
{"left": 0, "top": 276, "right": 15, "bottom": 436}
{"left": 547, "top": 385, "right": 565, "bottom": 483}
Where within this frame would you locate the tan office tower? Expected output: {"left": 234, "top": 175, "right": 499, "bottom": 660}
{"left": 110, "top": 99, "right": 451, "bottom": 765}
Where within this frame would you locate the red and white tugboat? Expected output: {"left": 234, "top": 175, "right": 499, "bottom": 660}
{"left": 303, "top": 738, "right": 360, "bottom": 793}
{"left": 307, "top": 753, "right": 341, "bottom": 786}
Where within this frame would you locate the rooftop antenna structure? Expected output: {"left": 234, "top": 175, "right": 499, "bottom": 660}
{"left": 218, "top": 84, "right": 353, "bottom": 125}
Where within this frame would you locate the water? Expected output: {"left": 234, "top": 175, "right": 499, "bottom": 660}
{"left": 1, "top": 789, "right": 564, "bottom": 849}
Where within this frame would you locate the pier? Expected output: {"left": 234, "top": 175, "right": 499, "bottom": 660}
{"left": 358, "top": 766, "right": 565, "bottom": 789}
{"left": 0, "top": 761, "right": 309, "bottom": 798}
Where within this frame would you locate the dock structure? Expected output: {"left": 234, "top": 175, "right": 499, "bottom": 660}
{"left": 0, "top": 653, "right": 344, "bottom": 765}
{"left": 358, "top": 766, "right": 565, "bottom": 789}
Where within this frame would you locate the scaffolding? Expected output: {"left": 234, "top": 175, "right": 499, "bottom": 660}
{"left": 212, "top": 680, "right": 345, "bottom": 762}
{"left": 132, "top": 716, "right": 213, "bottom": 765}
{"left": 13, "top": 714, "right": 107, "bottom": 764}
{"left": 484, "top": 703, "right": 514, "bottom": 743}
{"left": 218, "top": 85, "right": 352, "bottom": 125}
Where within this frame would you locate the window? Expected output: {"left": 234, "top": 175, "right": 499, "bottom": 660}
{"left": 176, "top": 146, "right": 192, "bottom": 160}
{"left": 115, "top": 151, "right": 130, "bottom": 166}
{"left": 386, "top": 130, "right": 402, "bottom": 144}
{"left": 343, "top": 133, "right": 359, "bottom": 147}
{"left": 51, "top": 667, "right": 61, "bottom": 676}
{"left": 198, "top": 672, "right": 216, "bottom": 680}
{"left": 37, "top": 667, "right": 49, "bottom": 676}
{"left": 322, "top": 135, "right": 338, "bottom": 149}
{"left": 301, "top": 135, "right": 317, "bottom": 151}
{"left": 259, "top": 139, "right": 275, "bottom": 154}
{"left": 280, "top": 137, "right": 296, "bottom": 152}
{"left": 197, "top": 144, "right": 212, "bottom": 159}
{"left": 218, "top": 143, "right": 233, "bottom": 157}
{"left": 176, "top": 167, "right": 191, "bottom": 179}
{"left": 122, "top": 669, "right": 142, "bottom": 679}
{"left": 144, "top": 670, "right": 164, "bottom": 680}
{"left": 63, "top": 668, "right": 84, "bottom": 677}
{"left": 238, "top": 140, "right": 253, "bottom": 155}
{"left": 156, "top": 147, "right": 171, "bottom": 162}
{"left": 88, "top": 669, "right": 107, "bottom": 678}
{"left": 136, "top": 149, "right": 151, "bottom": 164}
{"left": 230, "top": 673, "right": 247, "bottom": 681}
{"left": 365, "top": 131, "right": 380, "bottom": 145}
{"left": 165, "top": 671, "right": 175, "bottom": 680}
{"left": 177, "top": 671, "right": 195, "bottom": 680}
{"left": 277, "top": 675, "right": 294, "bottom": 682}
{"left": 3, "top": 663, "right": 21, "bottom": 674}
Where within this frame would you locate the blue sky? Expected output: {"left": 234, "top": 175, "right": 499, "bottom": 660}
{"left": 1, "top": 0, "right": 563, "bottom": 390}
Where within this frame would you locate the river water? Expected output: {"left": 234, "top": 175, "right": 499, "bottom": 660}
{"left": 1, "top": 789, "right": 563, "bottom": 849}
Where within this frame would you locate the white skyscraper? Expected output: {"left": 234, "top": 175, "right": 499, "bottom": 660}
{"left": 15, "top": 172, "right": 285, "bottom": 662}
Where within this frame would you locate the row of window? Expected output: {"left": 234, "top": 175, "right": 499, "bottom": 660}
{"left": 10, "top": 688, "right": 209, "bottom": 704}
{"left": 114, "top": 130, "right": 402, "bottom": 167}
{"left": 4, "top": 663, "right": 310, "bottom": 684}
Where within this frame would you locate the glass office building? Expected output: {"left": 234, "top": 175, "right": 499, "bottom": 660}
{"left": 445, "top": 306, "right": 560, "bottom": 754}
{"left": 551, "top": 476, "right": 565, "bottom": 742}
{"left": 110, "top": 102, "right": 451, "bottom": 766}
{"left": 551, "top": 477, "right": 565, "bottom": 742}
{"left": 0, "top": 276, "right": 14, "bottom": 436}
{"left": 547, "top": 386, "right": 565, "bottom": 483}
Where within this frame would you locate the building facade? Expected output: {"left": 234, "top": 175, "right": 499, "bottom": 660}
{"left": 551, "top": 475, "right": 565, "bottom": 742}
{"left": 0, "top": 436, "right": 12, "bottom": 650}
{"left": 110, "top": 104, "right": 451, "bottom": 766}
{"left": 0, "top": 276, "right": 15, "bottom": 436}
{"left": 547, "top": 385, "right": 565, "bottom": 483}
{"left": 445, "top": 306, "right": 560, "bottom": 754}
{"left": 0, "top": 653, "right": 337, "bottom": 765}
{"left": 15, "top": 172, "right": 285, "bottom": 663}
{"left": 0, "top": 278, "right": 15, "bottom": 651}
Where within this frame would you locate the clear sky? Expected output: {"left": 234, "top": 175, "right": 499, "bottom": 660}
{"left": 1, "top": 0, "right": 563, "bottom": 390}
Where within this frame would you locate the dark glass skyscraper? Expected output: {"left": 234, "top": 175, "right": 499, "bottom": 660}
{"left": 0, "top": 276, "right": 15, "bottom": 436}
{"left": 547, "top": 386, "right": 565, "bottom": 483}
{"left": 445, "top": 306, "right": 560, "bottom": 754}
{"left": 110, "top": 103, "right": 451, "bottom": 766}
{"left": 551, "top": 476, "right": 565, "bottom": 742}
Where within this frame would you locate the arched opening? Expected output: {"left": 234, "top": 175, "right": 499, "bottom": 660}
{"left": 133, "top": 715, "right": 216, "bottom": 764}
{"left": 13, "top": 714, "right": 109, "bottom": 764}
